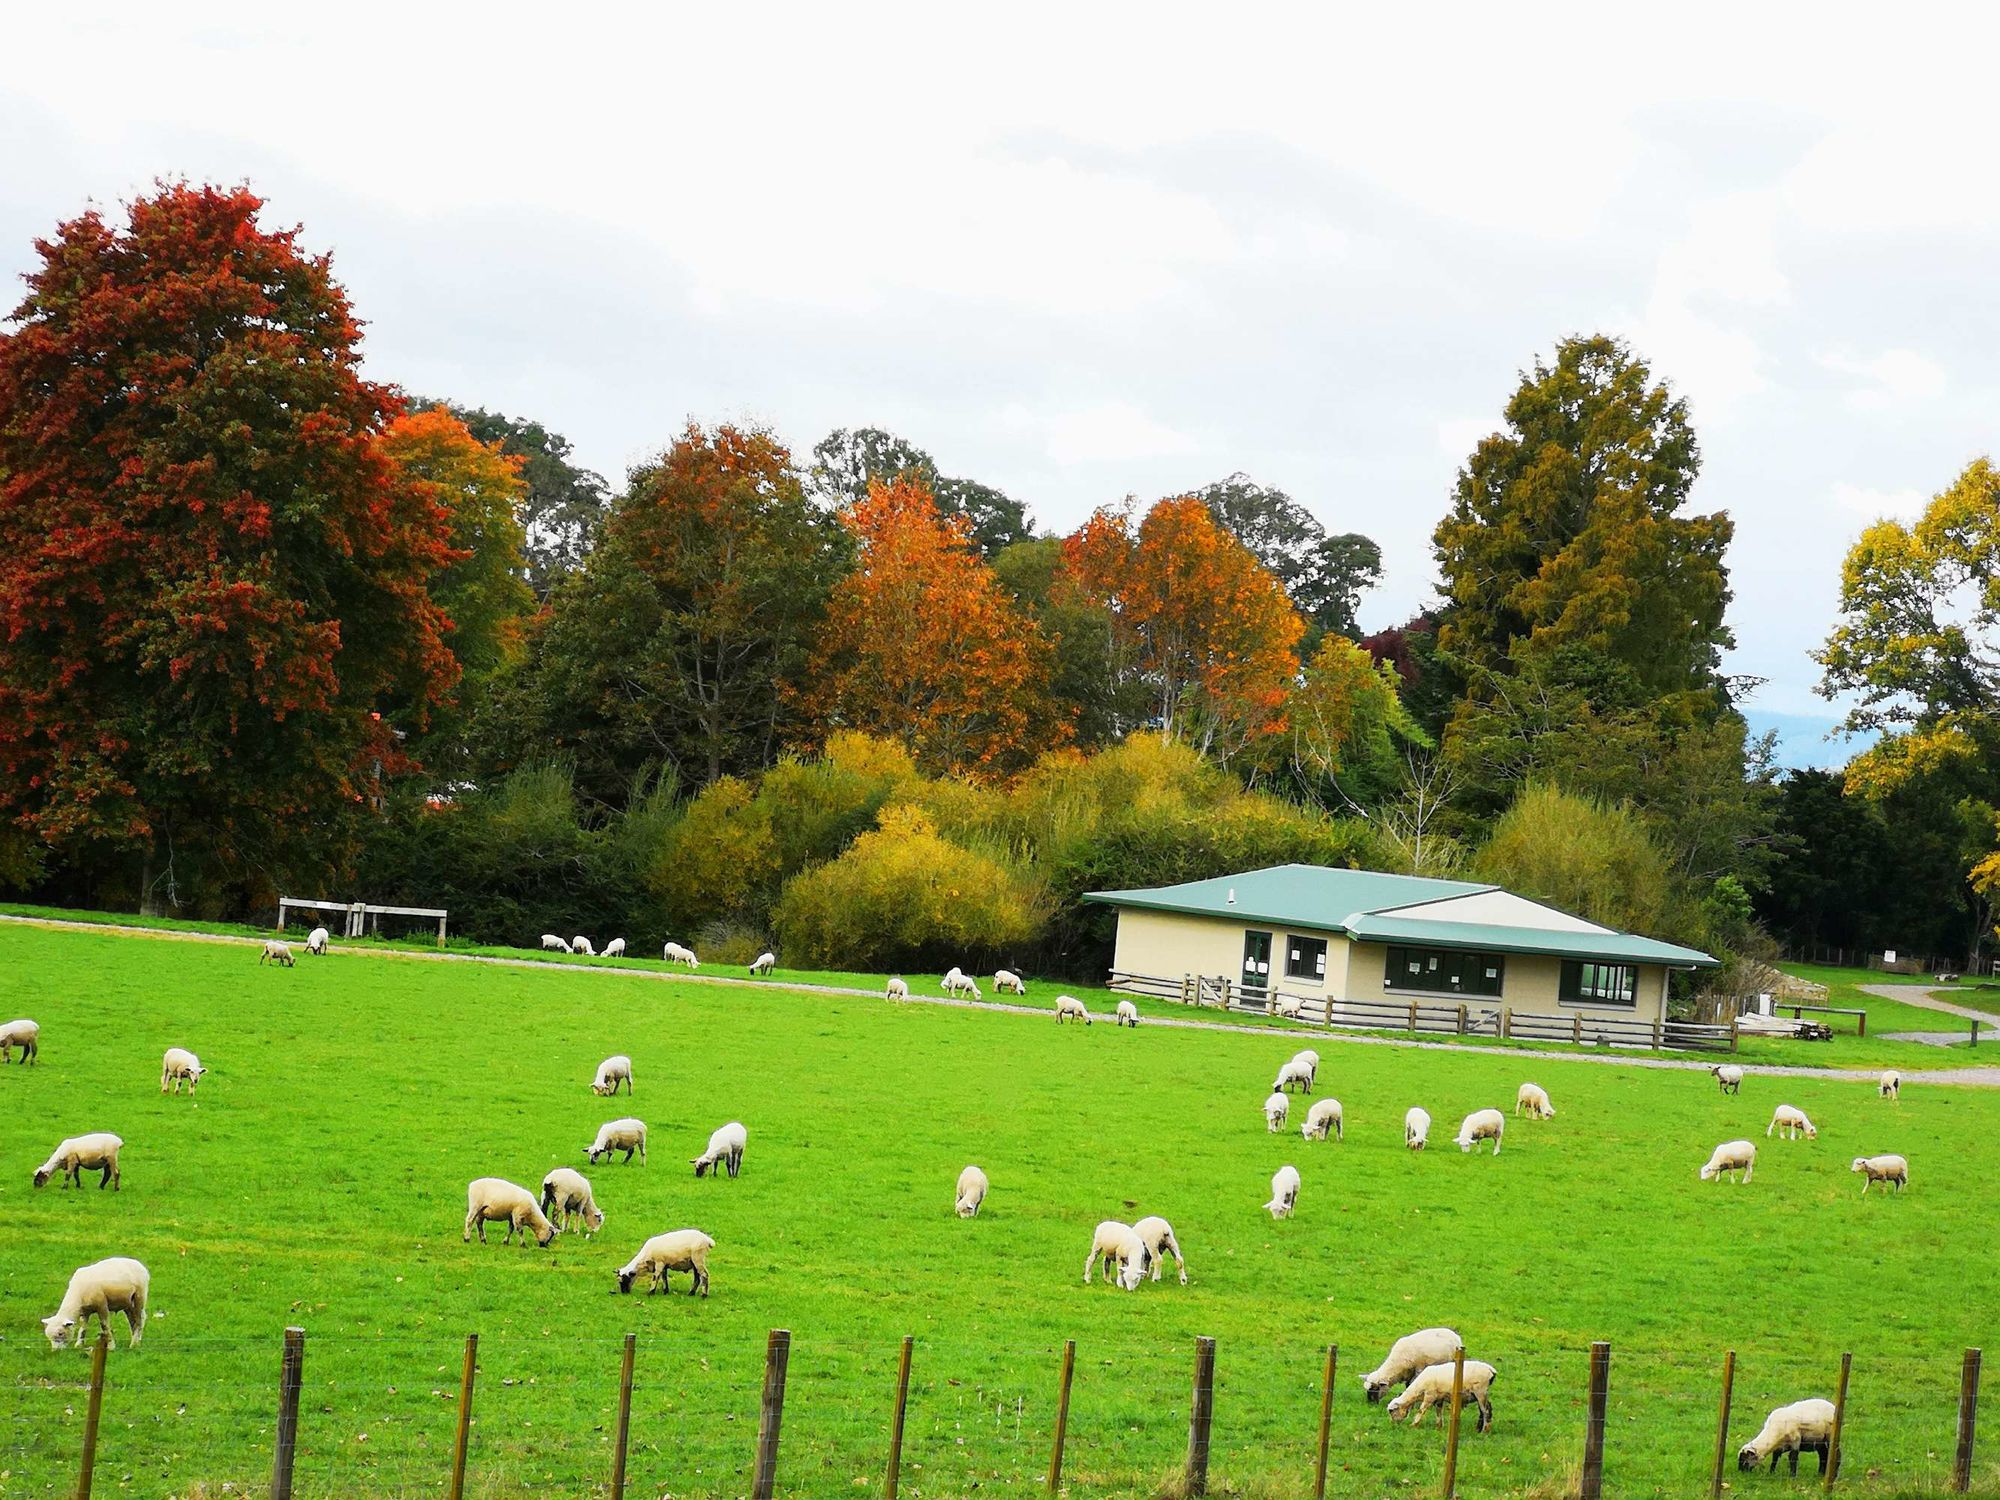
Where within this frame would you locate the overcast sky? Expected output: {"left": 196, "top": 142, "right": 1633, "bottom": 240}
{"left": 5, "top": 4, "right": 1996, "bottom": 758}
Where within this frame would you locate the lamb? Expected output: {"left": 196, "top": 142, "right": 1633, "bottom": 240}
{"left": 305, "top": 927, "right": 330, "bottom": 956}
{"left": 1264, "top": 1091, "right": 1290, "bottom": 1132}
{"left": 1132, "top": 1215, "right": 1189, "bottom": 1284}
{"left": 1405, "top": 1107, "right": 1431, "bottom": 1151}
{"left": 1768, "top": 1104, "right": 1817, "bottom": 1140}
{"left": 886, "top": 977, "right": 910, "bottom": 1000}
{"left": 941, "top": 967, "right": 980, "bottom": 998}
{"left": 1851, "top": 1153, "right": 1909, "bottom": 1194}
{"left": 616, "top": 1228, "right": 714, "bottom": 1296}
{"left": 603, "top": 938, "right": 627, "bottom": 959}
{"left": 1056, "top": 995, "right": 1092, "bottom": 1025}
{"left": 539, "top": 1167, "right": 605, "bottom": 1237}
{"left": 1712, "top": 1064, "right": 1744, "bottom": 1095}
{"left": 1737, "top": 1398, "right": 1837, "bottom": 1474}
{"left": 586, "top": 1117, "right": 648, "bottom": 1165}
{"left": 1082, "top": 1220, "right": 1149, "bottom": 1289}
{"left": 955, "top": 1164, "right": 988, "bottom": 1218}
{"left": 750, "top": 952, "right": 776, "bottom": 975}
{"left": 1361, "top": 1327, "right": 1463, "bottom": 1403}
{"left": 463, "top": 1178, "right": 557, "bottom": 1246}
{"left": 1301, "top": 1098, "right": 1344, "bottom": 1142}
{"left": 161, "top": 1047, "right": 206, "bottom": 1094}
{"left": 1115, "top": 999, "right": 1140, "bottom": 1026}
{"left": 1274, "top": 1058, "right": 1315, "bottom": 1094}
{"left": 1700, "top": 1139, "right": 1757, "bottom": 1183}
{"left": 34, "top": 1133, "right": 123, "bottom": 1191}
{"left": 1272, "top": 992, "right": 1304, "bottom": 1019}
{"left": 1265, "top": 1164, "right": 1301, "bottom": 1219}
{"left": 1879, "top": 1070, "right": 1902, "bottom": 1100}
{"left": 259, "top": 938, "right": 295, "bottom": 967}
{"left": 1453, "top": 1108, "right": 1504, "bottom": 1155}
{"left": 1290, "top": 1049, "right": 1320, "bottom": 1086}
{"left": 995, "top": 969, "right": 1027, "bottom": 994}
{"left": 541, "top": 934, "right": 568, "bottom": 951}
{"left": 1514, "top": 1083, "right": 1555, "bottom": 1119}
{"left": 591, "top": 1054, "right": 634, "bottom": 1096}
{"left": 571, "top": 935, "right": 596, "bottom": 956}
{"left": 0, "top": 1017, "right": 40, "bottom": 1064}
{"left": 1388, "top": 1358, "right": 1498, "bottom": 1432}
{"left": 662, "top": 941, "right": 699, "bottom": 968}
{"left": 692, "top": 1121, "right": 748, "bottom": 1179}
{"left": 42, "top": 1257, "right": 149, "bottom": 1350}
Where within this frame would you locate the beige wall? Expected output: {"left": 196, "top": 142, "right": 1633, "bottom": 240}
{"left": 1346, "top": 942, "right": 1667, "bottom": 1022}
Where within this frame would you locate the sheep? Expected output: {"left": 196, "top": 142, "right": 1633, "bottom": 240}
{"left": 955, "top": 1164, "right": 988, "bottom": 1218}
{"left": 540, "top": 934, "right": 567, "bottom": 952}
{"left": 1851, "top": 1153, "right": 1909, "bottom": 1194}
{"left": 995, "top": 969, "right": 1027, "bottom": 995}
{"left": 1115, "top": 999, "right": 1139, "bottom": 1026}
{"left": 692, "top": 1121, "right": 748, "bottom": 1179}
{"left": 1879, "top": 1070, "right": 1902, "bottom": 1100}
{"left": 259, "top": 938, "right": 295, "bottom": 967}
{"left": 586, "top": 1117, "right": 648, "bottom": 1165}
{"left": 1453, "top": 1108, "right": 1504, "bottom": 1155}
{"left": 750, "top": 952, "right": 776, "bottom": 975}
{"left": 34, "top": 1133, "right": 123, "bottom": 1191}
{"left": 591, "top": 1055, "right": 634, "bottom": 1096}
{"left": 1272, "top": 992, "right": 1304, "bottom": 1019}
{"left": 539, "top": 1167, "right": 605, "bottom": 1238}
{"left": 0, "top": 1017, "right": 40, "bottom": 1064}
{"left": 942, "top": 967, "right": 980, "bottom": 998}
{"left": 1056, "top": 995, "right": 1092, "bottom": 1025}
{"left": 1700, "top": 1139, "right": 1757, "bottom": 1183}
{"left": 1388, "top": 1359, "right": 1498, "bottom": 1432}
{"left": 1082, "top": 1220, "right": 1149, "bottom": 1289}
{"left": 42, "top": 1257, "right": 149, "bottom": 1350}
{"left": 464, "top": 1177, "right": 558, "bottom": 1246}
{"left": 1291, "top": 1049, "right": 1320, "bottom": 1085}
{"left": 1264, "top": 1091, "right": 1290, "bottom": 1133}
{"left": 305, "top": 926, "right": 330, "bottom": 956}
{"left": 571, "top": 935, "right": 596, "bottom": 956}
{"left": 1712, "top": 1064, "right": 1744, "bottom": 1095}
{"left": 1361, "top": 1327, "right": 1463, "bottom": 1403}
{"left": 886, "top": 977, "right": 910, "bottom": 1000}
{"left": 662, "top": 941, "right": 699, "bottom": 968}
{"left": 1405, "top": 1107, "right": 1432, "bottom": 1151}
{"left": 616, "top": 1229, "right": 714, "bottom": 1296}
{"left": 1265, "top": 1164, "right": 1301, "bottom": 1219}
{"left": 603, "top": 938, "right": 627, "bottom": 959}
{"left": 1737, "top": 1398, "right": 1837, "bottom": 1474}
{"left": 1274, "top": 1058, "right": 1315, "bottom": 1094}
{"left": 1301, "top": 1097, "right": 1344, "bottom": 1142}
{"left": 1514, "top": 1083, "right": 1555, "bottom": 1119}
{"left": 1768, "top": 1104, "right": 1817, "bottom": 1140}
{"left": 161, "top": 1047, "right": 206, "bottom": 1094}
{"left": 1132, "top": 1215, "right": 1189, "bottom": 1284}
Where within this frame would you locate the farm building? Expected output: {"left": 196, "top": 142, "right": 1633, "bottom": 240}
{"left": 1087, "top": 864, "right": 1717, "bottom": 1026}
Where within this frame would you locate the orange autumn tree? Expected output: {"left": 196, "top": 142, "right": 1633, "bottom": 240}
{"left": 1060, "top": 495, "right": 1305, "bottom": 764}
{"left": 804, "top": 476, "right": 1059, "bottom": 776}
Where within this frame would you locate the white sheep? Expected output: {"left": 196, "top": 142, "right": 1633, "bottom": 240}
{"left": 1272, "top": 992, "right": 1304, "bottom": 1019}
{"left": 0, "top": 1017, "right": 40, "bottom": 1064}
{"left": 1301, "top": 1098, "right": 1344, "bottom": 1142}
{"left": 1056, "top": 995, "right": 1092, "bottom": 1025}
{"left": 1879, "top": 1070, "right": 1902, "bottom": 1100}
{"left": 464, "top": 1178, "right": 557, "bottom": 1246}
{"left": 1388, "top": 1358, "right": 1497, "bottom": 1432}
{"left": 750, "top": 952, "right": 776, "bottom": 975}
{"left": 161, "top": 1047, "right": 205, "bottom": 1094}
{"left": 1266, "top": 1164, "right": 1301, "bottom": 1218}
{"left": 1274, "top": 1058, "right": 1315, "bottom": 1094}
{"left": 42, "top": 1257, "right": 149, "bottom": 1350}
{"left": 1768, "top": 1104, "right": 1816, "bottom": 1140}
{"left": 1738, "top": 1398, "right": 1837, "bottom": 1474}
{"left": 1290, "top": 1049, "right": 1320, "bottom": 1085}
{"left": 995, "top": 969, "right": 1027, "bottom": 995}
{"left": 571, "top": 935, "right": 596, "bottom": 956}
{"left": 259, "top": 938, "right": 295, "bottom": 968}
{"left": 587, "top": 1117, "right": 648, "bottom": 1165}
{"left": 955, "top": 1164, "right": 988, "bottom": 1218}
{"left": 942, "top": 967, "right": 980, "bottom": 998}
{"left": 1131, "top": 1215, "right": 1189, "bottom": 1283}
{"left": 1361, "top": 1327, "right": 1463, "bottom": 1402}
{"left": 616, "top": 1228, "right": 714, "bottom": 1296}
{"left": 663, "top": 941, "right": 699, "bottom": 968}
{"left": 603, "top": 938, "right": 627, "bottom": 958}
{"left": 539, "top": 1167, "right": 605, "bottom": 1237}
{"left": 1082, "top": 1220, "right": 1148, "bottom": 1289}
{"left": 1264, "top": 1091, "right": 1290, "bottom": 1132}
{"left": 305, "top": 927, "right": 330, "bottom": 956}
{"left": 692, "top": 1121, "right": 748, "bottom": 1179}
{"left": 1700, "top": 1139, "right": 1757, "bottom": 1183}
{"left": 34, "top": 1133, "right": 123, "bottom": 1191}
{"left": 1514, "top": 1083, "right": 1555, "bottom": 1119}
{"left": 1712, "top": 1064, "right": 1744, "bottom": 1095}
{"left": 591, "top": 1054, "right": 634, "bottom": 1096}
{"left": 1453, "top": 1108, "right": 1504, "bottom": 1155}
{"left": 540, "top": 933, "right": 567, "bottom": 951}
{"left": 1404, "top": 1107, "right": 1431, "bottom": 1151}
{"left": 886, "top": 977, "right": 910, "bottom": 1000}
{"left": 1115, "top": 999, "right": 1139, "bottom": 1027}
{"left": 1851, "top": 1153, "right": 1909, "bottom": 1194}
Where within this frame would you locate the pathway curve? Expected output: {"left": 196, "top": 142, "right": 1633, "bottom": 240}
{"left": 1860, "top": 982, "right": 1999, "bottom": 1030}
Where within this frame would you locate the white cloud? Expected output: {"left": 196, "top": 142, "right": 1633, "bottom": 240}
{"left": 1004, "top": 401, "right": 1200, "bottom": 467}
{"left": 1818, "top": 348, "right": 1949, "bottom": 411}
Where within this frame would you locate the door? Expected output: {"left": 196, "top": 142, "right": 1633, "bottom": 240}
{"left": 1241, "top": 930, "right": 1273, "bottom": 991}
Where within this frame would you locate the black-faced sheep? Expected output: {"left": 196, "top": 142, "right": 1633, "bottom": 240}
{"left": 1879, "top": 1070, "right": 1901, "bottom": 1100}
{"left": 1114, "top": 999, "right": 1139, "bottom": 1026}
{"left": 1712, "top": 1064, "right": 1744, "bottom": 1094}
{"left": 750, "top": 952, "right": 776, "bottom": 975}
{"left": 1055, "top": 995, "right": 1092, "bottom": 1024}
{"left": 305, "top": 927, "right": 330, "bottom": 956}
{"left": 34, "top": 1133, "right": 122, "bottom": 1190}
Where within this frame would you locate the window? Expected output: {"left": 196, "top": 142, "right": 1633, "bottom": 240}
{"left": 1286, "top": 935, "right": 1329, "bottom": 981}
{"left": 1560, "top": 960, "right": 1638, "bottom": 1008}
{"left": 1383, "top": 946, "right": 1504, "bottom": 997}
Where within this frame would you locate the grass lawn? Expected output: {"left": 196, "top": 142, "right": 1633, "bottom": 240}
{"left": 2, "top": 922, "right": 1996, "bottom": 1498}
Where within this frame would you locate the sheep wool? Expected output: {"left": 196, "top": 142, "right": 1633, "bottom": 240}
{"left": 1273, "top": 1058, "right": 1314, "bottom": 1094}
{"left": 693, "top": 1121, "right": 748, "bottom": 1179}
{"left": 591, "top": 1055, "right": 634, "bottom": 1096}
{"left": 1388, "top": 1359, "right": 1498, "bottom": 1431}
{"left": 540, "top": 1167, "right": 605, "bottom": 1237}
{"left": 1850, "top": 1154, "right": 1909, "bottom": 1194}
{"left": 1738, "top": 1398, "right": 1837, "bottom": 1474}
{"left": 1700, "top": 1139, "right": 1757, "bottom": 1183}
{"left": 1301, "top": 1098, "right": 1344, "bottom": 1142}
{"left": 161, "top": 1047, "right": 205, "bottom": 1095}
{"left": 34, "top": 1133, "right": 123, "bottom": 1191}
{"left": 1263, "top": 1092, "right": 1290, "bottom": 1133}
{"left": 1514, "top": 1083, "right": 1555, "bottom": 1119}
{"left": 1131, "top": 1215, "right": 1188, "bottom": 1284}
{"left": 885, "top": 977, "right": 910, "bottom": 1000}
{"left": 258, "top": 939, "right": 294, "bottom": 967}
{"left": 587, "top": 1118, "right": 648, "bottom": 1165}
{"left": 1265, "top": 1164, "right": 1301, "bottom": 1219}
{"left": 305, "top": 927, "right": 330, "bottom": 955}
{"left": 941, "top": 967, "right": 980, "bottom": 998}
{"left": 1712, "top": 1064, "right": 1744, "bottom": 1094}
{"left": 663, "top": 942, "right": 700, "bottom": 968}
{"left": 1453, "top": 1108, "right": 1504, "bottom": 1155}
{"left": 1768, "top": 1104, "right": 1816, "bottom": 1140}
{"left": 540, "top": 934, "right": 568, "bottom": 951}
{"left": 750, "top": 952, "right": 776, "bottom": 975}
{"left": 0, "top": 1017, "right": 40, "bottom": 1064}
{"left": 571, "top": 936, "right": 595, "bottom": 956}
{"left": 1082, "top": 1220, "right": 1148, "bottom": 1290}
{"left": 955, "top": 1164, "right": 988, "bottom": 1218}
{"left": 1055, "top": 995, "right": 1092, "bottom": 1025}
{"left": 1879, "top": 1070, "right": 1902, "bottom": 1100}
{"left": 464, "top": 1178, "right": 557, "bottom": 1246}
{"left": 616, "top": 1229, "right": 715, "bottom": 1296}
{"left": 1114, "top": 999, "right": 1139, "bottom": 1026}
{"left": 994, "top": 969, "right": 1027, "bottom": 995}
{"left": 43, "top": 1257, "right": 149, "bottom": 1350}
{"left": 603, "top": 938, "right": 627, "bottom": 958}
{"left": 1404, "top": 1107, "right": 1431, "bottom": 1151}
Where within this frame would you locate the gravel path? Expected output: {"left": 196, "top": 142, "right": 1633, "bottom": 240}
{"left": 1860, "top": 982, "right": 1999, "bottom": 1030}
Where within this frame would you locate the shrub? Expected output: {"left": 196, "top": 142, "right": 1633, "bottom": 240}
{"left": 1475, "top": 783, "right": 1671, "bottom": 936}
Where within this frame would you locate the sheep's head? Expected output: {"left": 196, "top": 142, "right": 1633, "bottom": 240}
{"left": 32, "top": 1165, "right": 53, "bottom": 1188}
{"left": 1803, "top": 1122, "right": 1817, "bottom": 1139}
{"left": 1362, "top": 1375, "right": 1387, "bottom": 1403}
{"left": 535, "top": 1221, "right": 557, "bottom": 1247}
{"left": 616, "top": 1268, "right": 637, "bottom": 1294}
{"left": 42, "top": 1313, "right": 75, "bottom": 1350}
{"left": 1849, "top": 1158, "right": 1868, "bottom": 1173}
{"left": 693, "top": 1156, "right": 713, "bottom": 1178}
{"left": 1699, "top": 1163, "right": 1718, "bottom": 1181}
{"left": 1115, "top": 1254, "right": 1145, "bottom": 1291}
{"left": 1737, "top": 1443, "right": 1762, "bottom": 1472}
{"left": 1385, "top": 1389, "right": 1414, "bottom": 1422}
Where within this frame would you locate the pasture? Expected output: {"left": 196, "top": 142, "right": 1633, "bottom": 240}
{"left": 0, "top": 920, "right": 1995, "bottom": 1499}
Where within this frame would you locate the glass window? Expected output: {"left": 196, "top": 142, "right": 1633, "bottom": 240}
{"left": 1383, "top": 946, "right": 1505, "bottom": 997}
{"left": 1560, "top": 960, "right": 1639, "bottom": 1008}
{"left": 1287, "top": 935, "right": 1329, "bottom": 981}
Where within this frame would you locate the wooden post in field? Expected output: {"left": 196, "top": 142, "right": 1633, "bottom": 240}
{"left": 1407, "top": 1000, "right": 1418, "bottom": 1032}
{"left": 1456, "top": 1003, "right": 1467, "bottom": 1036}
{"left": 753, "top": 1329, "right": 792, "bottom": 1500}
{"left": 1954, "top": 1348, "right": 1982, "bottom": 1493}
{"left": 1313, "top": 1345, "right": 1338, "bottom": 1500}
{"left": 884, "top": 1335, "right": 913, "bottom": 1500}
{"left": 271, "top": 1326, "right": 306, "bottom": 1500}
{"left": 1186, "top": 1336, "right": 1216, "bottom": 1498}
{"left": 1573, "top": 1014, "right": 1583, "bottom": 1044}
{"left": 1440, "top": 1345, "right": 1466, "bottom": 1499}
{"left": 610, "top": 1332, "right": 636, "bottom": 1500}
{"left": 1047, "top": 1339, "right": 1075, "bottom": 1493}
{"left": 1651, "top": 1019, "right": 1663, "bottom": 1049}
{"left": 1708, "top": 1349, "right": 1735, "bottom": 1499}
{"left": 75, "top": 1331, "right": 109, "bottom": 1500}
{"left": 449, "top": 1333, "right": 478, "bottom": 1500}
{"left": 1580, "top": 1341, "right": 1611, "bottom": 1500}
{"left": 1825, "top": 1351, "right": 1852, "bottom": 1491}
{"left": 1501, "top": 1007, "right": 1512, "bottom": 1039}
{"left": 1731, "top": 1016, "right": 1740, "bottom": 1052}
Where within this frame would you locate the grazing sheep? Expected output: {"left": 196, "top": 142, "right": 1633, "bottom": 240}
{"left": 1132, "top": 1215, "right": 1189, "bottom": 1284}
{"left": 42, "top": 1257, "right": 149, "bottom": 1350}
{"left": 1404, "top": 1107, "right": 1431, "bottom": 1151}
{"left": 591, "top": 1055, "right": 634, "bottom": 1096}
{"left": 603, "top": 938, "right": 627, "bottom": 959}
{"left": 1712, "top": 1064, "right": 1744, "bottom": 1095}
{"left": 1082, "top": 1220, "right": 1149, "bottom": 1290}
{"left": 1700, "top": 1139, "right": 1757, "bottom": 1183}
{"left": 571, "top": 935, "right": 596, "bottom": 956}
{"left": 587, "top": 1117, "right": 648, "bottom": 1165}
{"left": 1290, "top": 1050, "right": 1320, "bottom": 1086}
{"left": 692, "top": 1121, "right": 748, "bottom": 1179}
{"left": 1274, "top": 1058, "right": 1315, "bottom": 1094}
{"left": 1514, "top": 1083, "right": 1555, "bottom": 1119}
{"left": 1264, "top": 1092, "right": 1290, "bottom": 1132}
{"left": 1055, "top": 995, "right": 1092, "bottom": 1025}
{"left": 1302, "top": 1097, "right": 1344, "bottom": 1142}
{"left": 1272, "top": 992, "right": 1304, "bottom": 1019}
{"left": 1388, "top": 1359, "right": 1497, "bottom": 1432}
{"left": 1851, "top": 1153, "right": 1909, "bottom": 1194}
{"left": 1361, "top": 1327, "right": 1463, "bottom": 1403}
{"left": 886, "top": 977, "right": 910, "bottom": 1000}
{"left": 1738, "top": 1398, "right": 1837, "bottom": 1474}
{"left": 1879, "top": 1070, "right": 1902, "bottom": 1100}
{"left": 161, "top": 1047, "right": 206, "bottom": 1094}
{"left": 995, "top": 969, "right": 1027, "bottom": 995}
{"left": 305, "top": 927, "right": 330, "bottom": 956}
{"left": 540, "top": 934, "right": 568, "bottom": 951}
{"left": 616, "top": 1229, "right": 714, "bottom": 1296}
{"left": 0, "top": 1017, "right": 40, "bottom": 1064}
{"left": 34, "top": 1133, "right": 123, "bottom": 1191}
{"left": 942, "top": 967, "right": 980, "bottom": 998}
{"left": 464, "top": 1178, "right": 557, "bottom": 1247}
{"left": 1115, "top": 999, "right": 1139, "bottom": 1026}
{"left": 539, "top": 1167, "right": 605, "bottom": 1237}
{"left": 259, "top": 939, "right": 295, "bottom": 968}
{"left": 955, "top": 1164, "right": 988, "bottom": 1218}
{"left": 1453, "top": 1108, "right": 1504, "bottom": 1155}
{"left": 750, "top": 952, "right": 776, "bottom": 975}
{"left": 662, "top": 942, "right": 699, "bottom": 968}
{"left": 1768, "top": 1104, "right": 1817, "bottom": 1140}
{"left": 1265, "top": 1164, "right": 1301, "bottom": 1219}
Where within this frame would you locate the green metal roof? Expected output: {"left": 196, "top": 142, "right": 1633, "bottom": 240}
{"left": 1343, "top": 912, "right": 1718, "bottom": 969}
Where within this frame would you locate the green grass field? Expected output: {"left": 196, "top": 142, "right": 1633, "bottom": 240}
{"left": 2, "top": 920, "right": 1996, "bottom": 1499}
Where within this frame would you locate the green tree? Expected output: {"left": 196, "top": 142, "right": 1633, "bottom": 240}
{"left": 993, "top": 536, "right": 1149, "bottom": 748}
{"left": 810, "top": 426, "right": 1031, "bottom": 557}
{"left": 1288, "top": 636, "right": 1428, "bottom": 808}
{"left": 1192, "top": 473, "right": 1381, "bottom": 638}
{"left": 1474, "top": 783, "right": 1673, "bottom": 938}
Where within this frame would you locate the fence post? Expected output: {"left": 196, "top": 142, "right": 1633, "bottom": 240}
{"left": 1047, "top": 1338, "right": 1075, "bottom": 1493}
{"left": 1573, "top": 1014, "right": 1583, "bottom": 1044}
{"left": 449, "top": 1332, "right": 478, "bottom": 1500}
{"left": 1730, "top": 1016, "right": 1740, "bottom": 1053}
{"left": 754, "top": 1328, "right": 792, "bottom": 1500}
{"left": 1580, "top": 1341, "right": 1611, "bottom": 1500}
{"left": 1186, "top": 1336, "right": 1216, "bottom": 1498}
{"left": 1955, "top": 1347, "right": 1982, "bottom": 1493}
{"left": 610, "top": 1332, "right": 636, "bottom": 1500}
{"left": 1457, "top": 1004, "right": 1467, "bottom": 1036}
{"left": 884, "top": 1334, "right": 914, "bottom": 1500}
{"left": 272, "top": 1326, "right": 306, "bottom": 1500}
{"left": 1313, "top": 1344, "right": 1338, "bottom": 1500}
{"left": 1440, "top": 1345, "right": 1466, "bottom": 1499}
{"left": 1825, "top": 1350, "right": 1852, "bottom": 1491}
{"left": 1501, "top": 1007, "right": 1512, "bottom": 1039}
{"left": 1651, "top": 1019, "right": 1663, "bottom": 1049}
{"left": 74, "top": 1331, "right": 109, "bottom": 1500}
{"left": 1709, "top": 1349, "right": 1735, "bottom": 1499}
